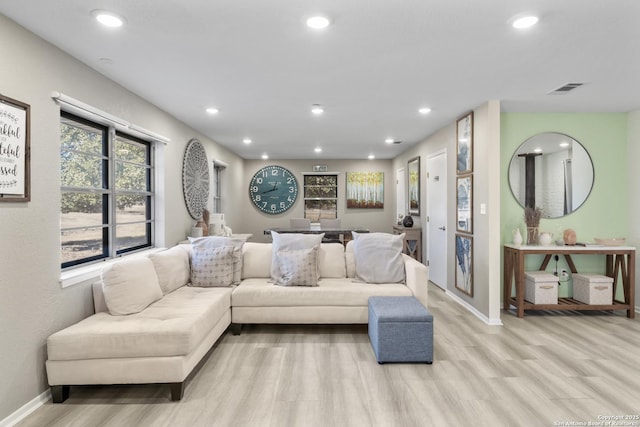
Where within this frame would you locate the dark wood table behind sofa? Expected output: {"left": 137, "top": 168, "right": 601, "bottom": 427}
{"left": 264, "top": 227, "right": 370, "bottom": 245}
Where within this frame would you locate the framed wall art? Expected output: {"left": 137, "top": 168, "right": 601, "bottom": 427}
{"left": 407, "top": 156, "right": 420, "bottom": 215}
{"left": 0, "top": 94, "right": 30, "bottom": 202}
{"left": 182, "top": 138, "right": 210, "bottom": 219}
{"left": 455, "top": 234, "right": 473, "bottom": 297}
{"left": 456, "top": 111, "right": 473, "bottom": 174}
{"left": 456, "top": 174, "right": 473, "bottom": 233}
{"left": 346, "top": 171, "right": 384, "bottom": 209}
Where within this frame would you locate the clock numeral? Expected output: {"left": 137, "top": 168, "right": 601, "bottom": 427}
{"left": 262, "top": 202, "right": 267, "bottom": 208}
{"left": 272, "top": 169, "right": 279, "bottom": 176}
{"left": 288, "top": 196, "right": 293, "bottom": 202}
{"left": 289, "top": 187, "right": 295, "bottom": 193}
{"left": 255, "top": 195, "right": 261, "bottom": 202}
{"left": 251, "top": 186, "right": 258, "bottom": 193}
{"left": 286, "top": 177, "right": 293, "bottom": 184}
{"left": 280, "top": 202, "right": 285, "bottom": 209}
{"left": 262, "top": 171, "right": 268, "bottom": 178}
{"left": 256, "top": 177, "right": 263, "bottom": 184}
{"left": 271, "top": 204, "right": 276, "bottom": 211}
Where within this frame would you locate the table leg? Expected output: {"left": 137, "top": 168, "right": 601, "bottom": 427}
{"left": 517, "top": 251, "right": 525, "bottom": 318}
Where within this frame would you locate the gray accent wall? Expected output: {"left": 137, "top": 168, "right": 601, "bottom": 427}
{"left": 0, "top": 14, "right": 244, "bottom": 420}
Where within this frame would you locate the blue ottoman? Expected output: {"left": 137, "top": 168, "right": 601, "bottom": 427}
{"left": 368, "top": 296, "right": 433, "bottom": 364}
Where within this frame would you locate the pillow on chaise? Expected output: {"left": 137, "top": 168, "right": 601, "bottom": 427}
{"left": 189, "top": 236, "right": 245, "bottom": 284}
{"left": 190, "top": 245, "right": 235, "bottom": 287}
{"left": 270, "top": 231, "right": 323, "bottom": 281}
{"left": 101, "top": 257, "right": 163, "bottom": 315}
{"left": 148, "top": 245, "right": 191, "bottom": 294}
{"left": 275, "top": 246, "right": 320, "bottom": 287}
{"left": 352, "top": 231, "right": 405, "bottom": 284}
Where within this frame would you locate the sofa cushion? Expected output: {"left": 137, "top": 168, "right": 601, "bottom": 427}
{"left": 101, "top": 257, "right": 163, "bottom": 316}
{"left": 319, "top": 243, "right": 347, "bottom": 278}
{"left": 191, "top": 246, "right": 235, "bottom": 287}
{"left": 242, "top": 242, "right": 273, "bottom": 279}
{"left": 47, "top": 286, "right": 232, "bottom": 360}
{"left": 148, "top": 246, "right": 191, "bottom": 294}
{"left": 232, "top": 278, "right": 412, "bottom": 307}
{"left": 352, "top": 232, "right": 405, "bottom": 284}
{"left": 275, "top": 246, "right": 319, "bottom": 287}
{"left": 189, "top": 236, "right": 245, "bottom": 284}
{"left": 270, "top": 232, "right": 323, "bottom": 281}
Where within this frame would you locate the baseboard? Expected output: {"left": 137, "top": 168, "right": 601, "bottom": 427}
{"left": 0, "top": 389, "right": 50, "bottom": 427}
{"left": 445, "top": 290, "right": 503, "bottom": 326}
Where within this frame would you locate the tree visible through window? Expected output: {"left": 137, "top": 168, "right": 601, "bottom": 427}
{"left": 303, "top": 174, "right": 338, "bottom": 220}
{"left": 60, "top": 112, "right": 153, "bottom": 268}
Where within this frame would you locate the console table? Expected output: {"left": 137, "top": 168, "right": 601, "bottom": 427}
{"left": 392, "top": 225, "right": 422, "bottom": 262}
{"left": 504, "top": 244, "right": 635, "bottom": 318}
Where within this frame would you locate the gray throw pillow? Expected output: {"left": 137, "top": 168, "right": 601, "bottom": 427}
{"left": 190, "top": 246, "right": 235, "bottom": 287}
{"left": 275, "top": 246, "right": 320, "bottom": 287}
{"left": 352, "top": 232, "right": 405, "bottom": 284}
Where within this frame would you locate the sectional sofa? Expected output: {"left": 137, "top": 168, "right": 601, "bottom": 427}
{"left": 45, "top": 234, "right": 429, "bottom": 402}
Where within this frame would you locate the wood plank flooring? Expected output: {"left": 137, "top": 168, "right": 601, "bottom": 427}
{"left": 18, "top": 284, "right": 640, "bottom": 427}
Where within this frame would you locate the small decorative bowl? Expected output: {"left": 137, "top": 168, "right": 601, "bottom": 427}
{"left": 594, "top": 237, "right": 626, "bottom": 246}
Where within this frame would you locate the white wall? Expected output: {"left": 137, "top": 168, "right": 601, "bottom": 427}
{"left": 241, "top": 159, "right": 395, "bottom": 242}
{"left": 392, "top": 101, "right": 501, "bottom": 323}
{"left": 627, "top": 110, "right": 640, "bottom": 312}
{"left": 0, "top": 15, "right": 244, "bottom": 420}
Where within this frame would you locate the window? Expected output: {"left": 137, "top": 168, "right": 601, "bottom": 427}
{"left": 303, "top": 173, "right": 338, "bottom": 221}
{"left": 212, "top": 162, "right": 225, "bottom": 214}
{"left": 60, "top": 112, "right": 154, "bottom": 268}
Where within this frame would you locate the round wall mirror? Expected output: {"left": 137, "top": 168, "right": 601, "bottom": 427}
{"left": 508, "top": 132, "right": 594, "bottom": 218}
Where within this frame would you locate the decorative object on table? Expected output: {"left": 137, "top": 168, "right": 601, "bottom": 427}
{"left": 563, "top": 229, "right": 577, "bottom": 245}
{"left": 397, "top": 214, "right": 404, "bottom": 225}
{"left": 190, "top": 226, "right": 203, "bottom": 238}
{"left": 402, "top": 215, "right": 414, "bottom": 227}
{"left": 455, "top": 234, "right": 473, "bottom": 297}
{"left": 346, "top": 171, "right": 384, "bottom": 209}
{"left": 593, "top": 237, "right": 626, "bottom": 246}
{"left": 524, "top": 206, "right": 542, "bottom": 245}
{"left": 512, "top": 228, "right": 523, "bottom": 246}
{"left": 0, "top": 94, "right": 30, "bottom": 202}
{"left": 456, "top": 111, "right": 473, "bottom": 175}
{"left": 249, "top": 165, "right": 298, "bottom": 214}
{"left": 538, "top": 231, "right": 553, "bottom": 246}
{"left": 209, "top": 213, "right": 225, "bottom": 235}
{"left": 182, "top": 138, "right": 210, "bottom": 219}
{"left": 407, "top": 157, "right": 420, "bottom": 215}
{"left": 195, "top": 208, "right": 209, "bottom": 236}
{"left": 456, "top": 174, "right": 473, "bottom": 233}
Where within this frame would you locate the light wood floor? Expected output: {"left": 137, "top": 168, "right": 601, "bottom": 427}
{"left": 18, "top": 284, "right": 640, "bottom": 427}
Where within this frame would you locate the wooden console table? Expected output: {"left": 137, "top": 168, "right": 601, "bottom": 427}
{"left": 392, "top": 225, "right": 422, "bottom": 262}
{"left": 504, "top": 244, "right": 635, "bottom": 318}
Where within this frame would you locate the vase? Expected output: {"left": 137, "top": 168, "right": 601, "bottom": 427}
{"left": 512, "top": 228, "right": 523, "bottom": 246}
{"left": 402, "top": 216, "right": 414, "bottom": 227}
{"left": 526, "top": 227, "right": 538, "bottom": 245}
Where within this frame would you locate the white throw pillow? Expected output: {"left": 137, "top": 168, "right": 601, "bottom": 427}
{"left": 275, "top": 247, "right": 319, "bottom": 287}
{"left": 319, "top": 243, "right": 347, "bottom": 278}
{"left": 242, "top": 242, "right": 272, "bottom": 279}
{"left": 101, "top": 257, "right": 163, "bottom": 315}
{"left": 352, "top": 232, "right": 405, "bottom": 284}
{"left": 190, "top": 246, "right": 235, "bottom": 287}
{"left": 270, "top": 231, "right": 324, "bottom": 281}
{"left": 148, "top": 246, "right": 191, "bottom": 294}
{"left": 189, "top": 236, "right": 245, "bottom": 284}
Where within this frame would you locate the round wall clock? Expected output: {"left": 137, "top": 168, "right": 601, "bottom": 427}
{"left": 182, "top": 138, "right": 210, "bottom": 219}
{"left": 249, "top": 165, "right": 298, "bottom": 214}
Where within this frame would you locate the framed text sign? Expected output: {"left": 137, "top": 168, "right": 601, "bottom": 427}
{"left": 0, "top": 94, "right": 30, "bottom": 202}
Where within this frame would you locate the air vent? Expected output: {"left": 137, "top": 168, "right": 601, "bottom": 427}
{"left": 392, "top": 140, "right": 402, "bottom": 144}
{"left": 549, "top": 82, "right": 585, "bottom": 95}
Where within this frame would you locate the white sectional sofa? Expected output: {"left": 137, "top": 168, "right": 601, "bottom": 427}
{"left": 46, "top": 235, "right": 429, "bottom": 402}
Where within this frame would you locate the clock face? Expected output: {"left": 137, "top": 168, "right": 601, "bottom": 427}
{"left": 249, "top": 166, "right": 298, "bottom": 214}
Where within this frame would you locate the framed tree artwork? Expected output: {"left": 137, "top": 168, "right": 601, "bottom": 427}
{"left": 346, "top": 172, "right": 384, "bottom": 209}
{"left": 456, "top": 111, "right": 473, "bottom": 174}
{"left": 407, "top": 156, "right": 420, "bottom": 216}
{"left": 456, "top": 174, "right": 473, "bottom": 233}
{"left": 455, "top": 234, "right": 473, "bottom": 296}
{"left": 0, "top": 94, "right": 30, "bottom": 202}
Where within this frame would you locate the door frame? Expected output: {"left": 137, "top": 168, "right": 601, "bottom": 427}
{"left": 426, "top": 149, "right": 448, "bottom": 290}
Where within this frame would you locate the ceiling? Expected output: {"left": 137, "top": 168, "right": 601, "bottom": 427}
{"left": 1, "top": 1, "right": 639, "bottom": 159}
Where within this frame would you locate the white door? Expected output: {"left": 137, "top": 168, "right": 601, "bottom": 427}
{"left": 427, "top": 151, "right": 447, "bottom": 289}
{"left": 396, "top": 168, "right": 406, "bottom": 223}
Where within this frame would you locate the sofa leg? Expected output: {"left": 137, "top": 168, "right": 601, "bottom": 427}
{"left": 51, "top": 385, "right": 70, "bottom": 403}
{"left": 169, "top": 382, "right": 184, "bottom": 401}
{"left": 230, "top": 323, "right": 242, "bottom": 336}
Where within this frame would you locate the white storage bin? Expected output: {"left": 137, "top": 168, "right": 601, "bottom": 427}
{"left": 573, "top": 274, "right": 613, "bottom": 305}
{"left": 524, "top": 271, "right": 558, "bottom": 304}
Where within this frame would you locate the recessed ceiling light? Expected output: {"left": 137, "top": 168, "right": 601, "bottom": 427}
{"left": 206, "top": 107, "right": 219, "bottom": 115}
{"left": 306, "top": 16, "right": 330, "bottom": 29}
{"left": 314, "top": 147, "right": 322, "bottom": 153}
{"left": 311, "top": 104, "right": 324, "bottom": 115}
{"left": 385, "top": 138, "right": 394, "bottom": 144}
{"left": 243, "top": 138, "right": 252, "bottom": 144}
{"left": 559, "top": 142, "right": 570, "bottom": 148}
{"left": 261, "top": 154, "right": 269, "bottom": 160}
{"left": 512, "top": 15, "right": 539, "bottom": 29}
{"left": 418, "top": 107, "right": 432, "bottom": 115}
{"left": 92, "top": 10, "right": 125, "bottom": 27}
{"left": 368, "top": 154, "right": 375, "bottom": 160}
{"left": 533, "top": 147, "right": 543, "bottom": 153}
